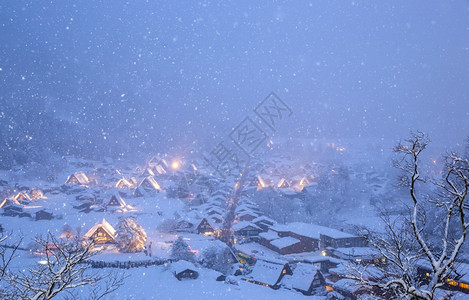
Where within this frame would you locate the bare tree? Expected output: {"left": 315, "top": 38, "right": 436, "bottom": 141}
{"left": 0, "top": 233, "right": 21, "bottom": 283}
{"left": 5, "top": 233, "right": 125, "bottom": 300}
{"left": 353, "top": 132, "right": 469, "bottom": 299}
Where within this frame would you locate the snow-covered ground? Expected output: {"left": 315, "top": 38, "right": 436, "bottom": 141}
{"left": 112, "top": 265, "right": 322, "bottom": 300}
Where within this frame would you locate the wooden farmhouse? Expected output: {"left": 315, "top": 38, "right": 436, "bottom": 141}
{"left": 260, "top": 222, "right": 363, "bottom": 255}
{"left": 237, "top": 210, "right": 259, "bottom": 222}
{"left": 0, "top": 198, "right": 21, "bottom": 210}
{"left": 196, "top": 218, "right": 220, "bottom": 237}
{"left": 253, "top": 216, "right": 276, "bottom": 231}
{"left": 115, "top": 178, "right": 133, "bottom": 189}
{"left": 83, "top": 218, "right": 116, "bottom": 244}
{"left": 283, "top": 263, "right": 326, "bottom": 295}
{"left": 106, "top": 193, "right": 126, "bottom": 209}
{"left": 65, "top": 172, "right": 90, "bottom": 186}
{"left": 320, "top": 231, "right": 366, "bottom": 249}
{"left": 243, "top": 259, "right": 292, "bottom": 289}
{"left": 14, "top": 192, "right": 31, "bottom": 204}
{"left": 138, "top": 176, "right": 161, "bottom": 192}
{"left": 277, "top": 178, "right": 291, "bottom": 189}
{"left": 141, "top": 168, "right": 155, "bottom": 177}
{"left": 233, "top": 221, "right": 263, "bottom": 242}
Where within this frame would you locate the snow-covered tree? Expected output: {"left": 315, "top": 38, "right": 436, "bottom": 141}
{"left": 115, "top": 217, "right": 147, "bottom": 253}
{"left": 4, "top": 233, "right": 125, "bottom": 299}
{"left": 354, "top": 132, "right": 469, "bottom": 299}
{"left": 202, "top": 244, "right": 236, "bottom": 274}
{"left": 170, "top": 236, "right": 195, "bottom": 262}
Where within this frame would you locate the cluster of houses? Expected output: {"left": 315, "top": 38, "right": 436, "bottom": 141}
{"left": 243, "top": 156, "right": 322, "bottom": 192}
{"left": 3, "top": 152, "right": 469, "bottom": 299}
{"left": 0, "top": 187, "right": 53, "bottom": 220}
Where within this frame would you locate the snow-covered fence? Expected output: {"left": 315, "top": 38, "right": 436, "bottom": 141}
{"left": 86, "top": 258, "right": 173, "bottom": 269}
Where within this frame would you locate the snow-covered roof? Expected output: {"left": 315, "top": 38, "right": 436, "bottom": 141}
{"left": 232, "top": 221, "right": 261, "bottom": 232}
{"left": 171, "top": 260, "right": 198, "bottom": 274}
{"left": 139, "top": 176, "right": 161, "bottom": 190}
{"left": 332, "top": 278, "right": 363, "bottom": 294}
{"left": 270, "top": 237, "right": 300, "bottom": 249}
{"left": 83, "top": 218, "right": 116, "bottom": 239}
{"left": 333, "top": 247, "right": 379, "bottom": 259}
{"left": 0, "top": 198, "right": 22, "bottom": 209}
{"left": 237, "top": 210, "right": 259, "bottom": 218}
{"left": 107, "top": 193, "right": 126, "bottom": 208}
{"left": 246, "top": 260, "right": 287, "bottom": 286}
{"left": 286, "top": 263, "right": 321, "bottom": 292}
{"left": 271, "top": 222, "right": 356, "bottom": 239}
{"left": 253, "top": 215, "right": 276, "bottom": 225}
{"left": 66, "top": 171, "right": 90, "bottom": 185}
{"left": 259, "top": 230, "right": 279, "bottom": 241}
{"left": 115, "top": 178, "right": 133, "bottom": 188}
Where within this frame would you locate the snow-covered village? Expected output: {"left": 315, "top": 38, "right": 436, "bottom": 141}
{"left": 1, "top": 1, "right": 469, "bottom": 300}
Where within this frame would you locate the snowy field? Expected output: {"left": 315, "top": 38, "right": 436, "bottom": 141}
{"left": 112, "top": 266, "right": 322, "bottom": 300}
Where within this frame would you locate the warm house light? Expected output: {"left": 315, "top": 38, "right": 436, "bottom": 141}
{"left": 171, "top": 161, "right": 180, "bottom": 170}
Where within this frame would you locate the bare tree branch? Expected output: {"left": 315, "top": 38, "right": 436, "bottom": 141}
{"left": 353, "top": 132, "right": 469, "bottom": 299}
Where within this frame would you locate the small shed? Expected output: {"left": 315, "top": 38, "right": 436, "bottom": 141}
{"left": 172, "top": 260, "right": 199, "bottom": 281}
{"left": 35, "top": 210, "right": 54, "bottom": 221}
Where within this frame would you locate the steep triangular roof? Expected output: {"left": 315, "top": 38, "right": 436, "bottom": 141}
{"left": 14, "top": 192, "right": 31, "bottom": 202}
{"left": 107, "top": 193, "right": 126, "bottom": 208}
{"left": 65, "top": 172, "right": 90, "bottom": 185}
{"left": 0, "top": 198, "right": 21, "bottom": 209}
{"left": 83, "top": 218, "right": 116, "bottom": 240}
{"left": 277, "top": 178, "right": 291, "bottom": 188}
{"left": 115, "top": 178, "right": 133, "bottom": 189}
{"left": 245, "top": 260, "right": 291, "bottom": 287}
{"left": 139, "top": 176, "right": 161, "bottom": 191}
{"left": 141, "top": 168, "right": 155, "bottom": 177}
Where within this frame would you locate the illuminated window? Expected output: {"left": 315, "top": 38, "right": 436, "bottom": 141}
{"left": 282, "top": 269, "right": 286, "bottom": 274}
{"left": 325, "top": 285, "right": 333, "bottom": 292}
{"left": 459, "top": 282, "right": 469, "bottom": 289}
{"left": 446, "top": 279, "right": 458, "bottom": 286}
{"left": 425, "top": 272, "right": 430, "bottom": 277}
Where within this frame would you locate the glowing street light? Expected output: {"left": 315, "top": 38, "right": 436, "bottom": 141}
{"left": 171, "top": 161, "right": 180, "bottom": 170}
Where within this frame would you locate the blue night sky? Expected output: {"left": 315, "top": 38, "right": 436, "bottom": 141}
{"left": 1, "top": 1, "right": 468, "bottom": 156}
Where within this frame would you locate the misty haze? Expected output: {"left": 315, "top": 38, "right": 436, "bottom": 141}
{"left": 0, "top": 1, "right": 468, "bottom": 299}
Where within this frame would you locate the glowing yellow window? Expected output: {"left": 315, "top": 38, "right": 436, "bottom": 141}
{"left": 459, "top": 282, "right": 469, "bottom": 289}
{"left": 446, "top": 279, "right": 458, "bottom": 286}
